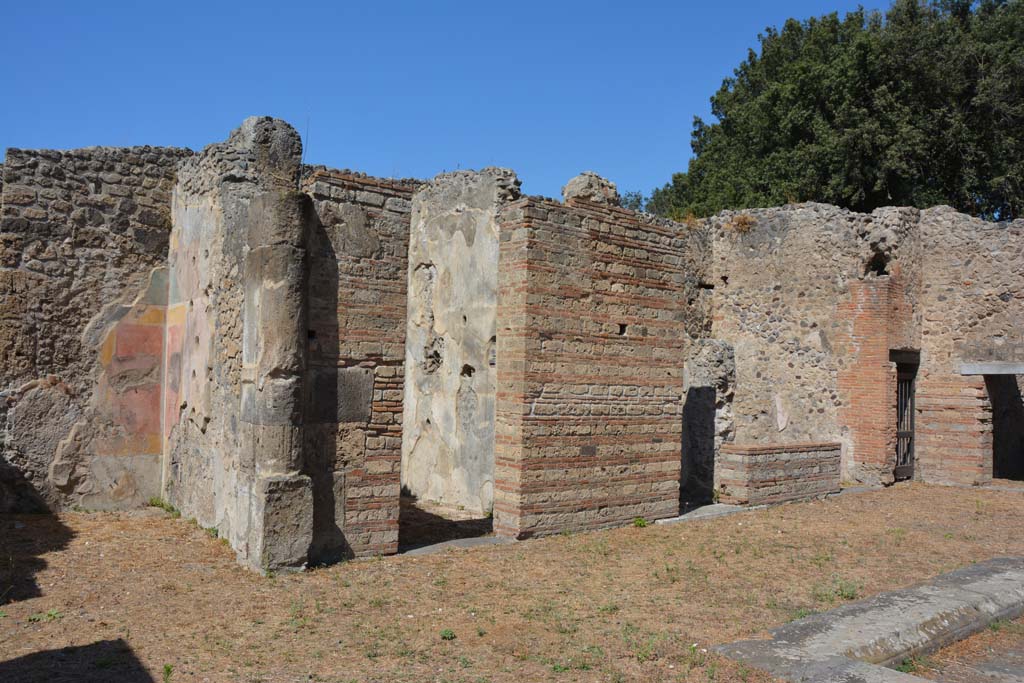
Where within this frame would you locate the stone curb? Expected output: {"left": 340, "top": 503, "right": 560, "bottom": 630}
{"left": 716, "top": 556, "right": 1024, "bottom": 682}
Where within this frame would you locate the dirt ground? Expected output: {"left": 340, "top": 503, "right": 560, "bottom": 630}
{"left": 2, "top": 483, "right": 1023, "bottom": 683}
{"left": 906, "top": 615, "right": 1024, "bottom": 682}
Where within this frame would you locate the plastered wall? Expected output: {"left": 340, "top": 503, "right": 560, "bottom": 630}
{"left": 0, "top": 145, "right": 190, "bottom": 511}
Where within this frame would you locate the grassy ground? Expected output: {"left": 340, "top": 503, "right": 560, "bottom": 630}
{"left": 2, "top": 482, "right": 1023, "bottom": 683}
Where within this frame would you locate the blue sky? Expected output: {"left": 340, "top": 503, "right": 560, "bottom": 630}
{"left": 1, "top": 1, "right": 888, "bottom": 198}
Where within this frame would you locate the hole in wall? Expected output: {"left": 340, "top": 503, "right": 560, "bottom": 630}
{"left": 461, "top": 364, "right": 475, "bottom": 378}
{"left": 307, "top": 330, "right": 317, "bottom": 340}
{"left": 866, "top": 252, "right": 890, "bottom": 276}
{"left": 720, "top": 275, "right": 729, "bottom": 285}
{"left": 618, "top": 323, "right": 628, "bottom": 336}
{"left": 423, "top": 338, "right": 444, "bottom": 374}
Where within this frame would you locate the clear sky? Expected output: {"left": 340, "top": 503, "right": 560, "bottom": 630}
{"left": 1, "top": 1, "right": 889, "bottom": 198}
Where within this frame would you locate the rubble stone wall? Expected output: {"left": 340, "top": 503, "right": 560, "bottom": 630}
{"left": 916, "top": 207, "right": 1024, "bottom": 485}
{"left": 0, "top": 145, "right": 190, "bottom": 511}
{"left": 303, "top": 169, "right": 419, "bottom": 560}
{"left": 493, "top": 192, "right": 710, "bottom": 538}
{"left": 709, "top": 204, "right": 919, "bottom": 484}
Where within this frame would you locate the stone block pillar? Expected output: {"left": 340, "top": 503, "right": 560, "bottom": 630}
{"left": 240, "top": 190, "right": 315, "bottom": 572}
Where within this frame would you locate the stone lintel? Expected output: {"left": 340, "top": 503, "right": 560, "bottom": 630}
{"left": 959, "top": 361, "right": 1024, "bottom": 375}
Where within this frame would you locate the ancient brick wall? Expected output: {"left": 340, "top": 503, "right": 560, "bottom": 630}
{"left": 0, "top": 145, "right": 190, "bottom": 512}
{"left": 710, "top": 204, "right": 919, "bottom": 484}
{"left": 493, "top": 186, "right": 709, "bottom": 538}
{"left": 916, "top": 207, "right": 1024, "bottom": 485}
{"left": 302, "top": 168, "right": 419, "bottom": 560}
{"left": 716, "top": 442, "right": 840, "bottom": 505}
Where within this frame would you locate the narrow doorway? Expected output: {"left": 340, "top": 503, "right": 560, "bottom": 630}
{"left": 985, "top": 375, "right": 1024, "bottom": 481}
{"left": 891, "top": 352, "right": 919, "bottom": 481}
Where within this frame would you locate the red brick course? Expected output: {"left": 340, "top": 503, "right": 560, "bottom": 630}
{"left": 493, "top": 197, "right": 705, "bottom": 538}
{"left": 717, "top": 442, "right": 841, "bottom": 505}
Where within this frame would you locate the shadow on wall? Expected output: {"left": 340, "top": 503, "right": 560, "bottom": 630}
{"left": 0, "top": 512, "right": 74, "bottom": 605}
{"left": 681, "top": 386, "right": 716, "bottom": 508}
{"left": 0, "top": 460, "right": 49, "bottom": 514}
{"left": 304, "top": 216, "right": 348, "bottom": 564}
{"left": 986, "top": 375, "right": 1024, "bottom": 480}
{"left": 0, "top": 639, "right": 154, "bottom": 683}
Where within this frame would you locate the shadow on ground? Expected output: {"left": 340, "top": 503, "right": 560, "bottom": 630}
{"left": 0, "top": 638, "right": 154, "bottom": 682}
{"left": 398, "top": 495, "right": 492, "bottom": 552}
{"left": 1, "top": 513, "right": 74, "bottom": 605}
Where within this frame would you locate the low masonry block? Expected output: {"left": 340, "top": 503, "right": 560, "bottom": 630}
{"left": 716, "top": 442, "right": 842, "bottom": 506}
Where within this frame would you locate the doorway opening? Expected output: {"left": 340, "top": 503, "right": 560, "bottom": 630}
{"left": 985, "top": 375, "right": 1024, "bottom": 481}
{"left": 681, "top": 340, "right": 735, "bottom": 512}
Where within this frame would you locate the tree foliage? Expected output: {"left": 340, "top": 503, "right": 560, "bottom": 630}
{"left": 649, "top": 0, "right": 1024, "bottom": 220}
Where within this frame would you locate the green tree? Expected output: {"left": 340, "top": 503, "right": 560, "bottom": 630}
{"left": 650, "top": 0, "right": 1024, "bottom": 220}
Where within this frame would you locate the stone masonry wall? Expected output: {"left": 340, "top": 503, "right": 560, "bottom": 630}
{"left": 710, "top": 204, "right": 919, "bottom": 484}
{"left": 916, "top": 207, "right": 1024, "bottom": 485}
{"left": 302, "top": 168, "right": 419, "bottom": 560}
{"left": 716, "top": 442, "right": 841, "bottom": 505}
{"left": 493, "top": 180, "right": 710, "bottom": 539}
{"left": 402, "top": 169, "right": 518, "bottom": 517}
{"left": 0, "top": 145, "right": 191, "bottom": 512}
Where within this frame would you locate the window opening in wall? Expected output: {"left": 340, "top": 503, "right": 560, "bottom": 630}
{"left": 618, "top": 323, "right": 628, "bottom": 336}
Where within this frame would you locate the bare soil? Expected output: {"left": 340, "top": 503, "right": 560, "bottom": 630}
{"left": 2, "top": 482, "right": 1023, "bottom": 683}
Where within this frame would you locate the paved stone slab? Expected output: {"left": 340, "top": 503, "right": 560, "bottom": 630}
{"left": 717, "top": 557, "right": 1024, "bottom": 682}
{"left": 656, "top": 503, "right": 763, "bottom": 524}
{"left": 401, "top": 536, "right": 514, "bottom": 556}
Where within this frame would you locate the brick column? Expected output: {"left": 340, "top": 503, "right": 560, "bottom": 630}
{"left": 916, "top": 375, "right": 993, "bottom": 485}
{"left": 836, "top": 279, "right": 898, "bottom": 484}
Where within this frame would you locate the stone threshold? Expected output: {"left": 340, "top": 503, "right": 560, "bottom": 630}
{"left": 398, "top": 536, "right": 514, "bottom": 557}
{"left": 716, "top": 556, "right": 1024, "bottom": 682}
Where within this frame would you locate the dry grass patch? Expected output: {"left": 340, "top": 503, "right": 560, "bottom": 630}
{"left": 1, "top": 483, "right": 1023, "bottom": 682}
{"left": 905, "top": 615, "right": 1024, "bottom": 680}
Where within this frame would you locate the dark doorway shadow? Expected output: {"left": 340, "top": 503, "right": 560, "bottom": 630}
{"left": 986, "top": 375, "right": 1024, "bottom": 480}
{"left": 1, "top": 512, "right": 74, "bottom": 606}
{"left": 304, "top": 207, "right": 349, "bottom": 565}
{"left": 398, "top": 492, "right": 493, "bottom": 552}
{"left": 0, "top": 638, "right": 154, "bottom": 683}
{"left": 0, "top": 457, "right": 52, "bottom": 514}
{"left": 681, "top": 386, "right": 716, "bottom": 511}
